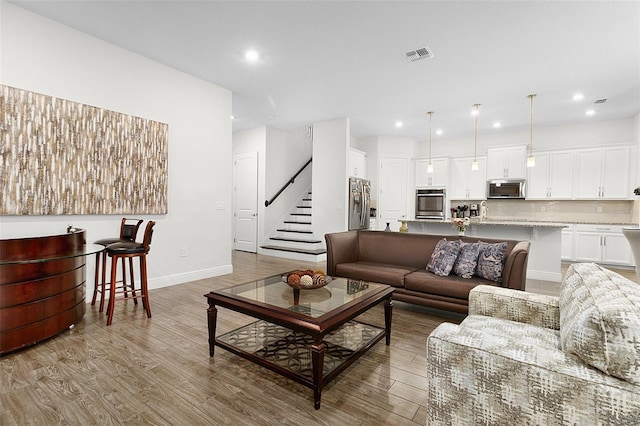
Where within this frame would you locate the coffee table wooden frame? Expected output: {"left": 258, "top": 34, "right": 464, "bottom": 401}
{"left": 205, "top": 279, "right": 394, "bottom": 409}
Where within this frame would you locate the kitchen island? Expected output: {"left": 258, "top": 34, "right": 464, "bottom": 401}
{"left": 406, "top": 219, "right": 567, "bottom": 282}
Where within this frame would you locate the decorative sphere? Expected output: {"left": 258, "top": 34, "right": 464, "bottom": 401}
{"left": 287, "top": 274, "right": 301, "bottom": 285}
{"left": 313, "top": 274, "right": 327, "bottom": 286}
{"left": 300, "top": 275, "right": 313, "bottom": 287}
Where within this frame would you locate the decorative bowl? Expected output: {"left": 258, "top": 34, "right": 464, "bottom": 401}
{"left": 282, "top": 270, "right": 332, "bottom": 289}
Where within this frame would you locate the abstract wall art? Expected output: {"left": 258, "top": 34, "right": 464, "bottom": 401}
{"left": 0, "top": 85, "right": 168, "bottom": 215}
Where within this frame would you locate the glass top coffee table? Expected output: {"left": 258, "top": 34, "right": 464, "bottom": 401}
{"left": 205, "top": 273, "right": 394, "bottom": 409}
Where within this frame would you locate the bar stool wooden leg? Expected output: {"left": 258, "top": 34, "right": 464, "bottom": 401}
{"left": 99, "top": 250, "right": 108, "bottom": 312}
{"left": 91, "top": 251, "right": 101, "bottom": 305}
{"left": 107, "top": 255, "right": 118, "bottom": 326}
{"left": 128, "top": 257, "right": 138, "bottom": 305}
{"left": 140, "top": 255, "right": 151, "bottom": 318}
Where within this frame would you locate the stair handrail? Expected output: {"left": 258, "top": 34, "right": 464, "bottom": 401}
{"left": 265, "top": 157, "right": 312, "bottom": 207}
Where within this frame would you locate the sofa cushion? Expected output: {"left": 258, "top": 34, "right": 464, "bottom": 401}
{"left": 334, "top": 261, "right": 416, "bottom": 287}
{"left": 405, "top": 269, "right": 498, "bottom": 299}
{"left": 476, "top": 241, "right": 508, "bottom": 282}
{"left": 427, "top": 238, "right": 461, "bottom": 276}
{"left": 453, "top": 241, "right": 481, "bottom": 279}
{"left": 560, "top": 263, "right": 640, "bottom": 386}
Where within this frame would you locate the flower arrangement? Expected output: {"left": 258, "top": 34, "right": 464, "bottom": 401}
{"left": 452, "top": 217, "right": 470, "bottom": 233}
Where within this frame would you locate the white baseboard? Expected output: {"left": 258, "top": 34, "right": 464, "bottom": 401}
{"left": 528, "top": 269, "right": 562, "bottom": 282}
{"left": 148, "top": 264, "right": 233, "bottom": 290}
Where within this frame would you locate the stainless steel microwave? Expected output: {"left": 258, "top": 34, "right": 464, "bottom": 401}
{"left": 487, "top": 179, "right": 526, "bottom": 199}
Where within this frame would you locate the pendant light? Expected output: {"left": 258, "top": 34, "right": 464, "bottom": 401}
{"left": 527, "top": 94, "right": 536, "bottom": 168}
{"left": 427, "top": 111, "right": 434, "bottom": 173}
{"left": 471, "top": 104, "right": 480, "bottom": 171}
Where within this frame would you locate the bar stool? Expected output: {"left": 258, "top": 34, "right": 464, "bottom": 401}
{"left": 92, "top": 218, "right": 143, "bottom": 312}
{"left": 105, "top": 221, "right": 155, "bottom": 326}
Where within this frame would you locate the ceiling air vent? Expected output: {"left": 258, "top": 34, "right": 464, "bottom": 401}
{"left": 405, "top": 46, "right": 434, "bottom": 62}
{"left": 594, "top": 98, "right": 608, "bottom": 104}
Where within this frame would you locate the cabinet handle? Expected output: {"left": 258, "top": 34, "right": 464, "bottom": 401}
{"left": 603, "top": 236, "right": 606, "bottom": 246}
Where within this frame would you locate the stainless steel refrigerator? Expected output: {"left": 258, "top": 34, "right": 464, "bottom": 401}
{"left": 348, "top": 177, "right": 371, "bottom": 230}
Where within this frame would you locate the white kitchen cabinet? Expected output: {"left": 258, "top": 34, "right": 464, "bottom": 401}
{"left": 379, "top": 157, "right": 408, "bottom": 228}
{"left": 561, "top": 224, "right": 575, "bottom": 260}
{"left": 486, "top": 146, "right": 527, "bottom": 179}
{"left": 451, "top": 156, "right": 486, "bottom": 200}
{"left": 574, "top": 146, "right": 631, "bottom": 199}
{"left": 416, "top": 158, "right": 449, "bottom": 188}
{"left": 574, "top": 224, "right": 634, "bottom": 266}
{"left": 527, "top": 151, "right": 574, "bottom": 199}
{"left": 348, "top": 148, "right": 366, "bottom": 178}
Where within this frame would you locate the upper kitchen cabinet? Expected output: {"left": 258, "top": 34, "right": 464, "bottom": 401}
{"left": 450, "top": 156, "right": 487, "bottom": 200}
{"left": 486, "top": 145, "right": 527, "bottom": 179}
{"left": 416, "top": 158, "right": 449, "bottom": 188}
{"left": 527, "top": 151, "right": 574, "bottom": 199}
{"left": 348, "top": 148, "right": 366, "bottom": 178}
{"left": 574, "top": 146, "right": 632, "bottom": 199}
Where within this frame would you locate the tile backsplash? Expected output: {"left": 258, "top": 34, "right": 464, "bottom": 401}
{"left": 483, "top": 199, "right": 639, "bottom": 224}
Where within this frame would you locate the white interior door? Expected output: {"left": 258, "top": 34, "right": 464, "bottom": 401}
{"left": 234, "top": 151, "right": 258, "bottom": 252}
{"left": 379, "top": 157, "right": 408, "bottom": 231}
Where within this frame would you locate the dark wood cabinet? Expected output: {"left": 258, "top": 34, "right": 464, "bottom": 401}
{"left": 0, "top": 229, "right": 97, "bottom": 355}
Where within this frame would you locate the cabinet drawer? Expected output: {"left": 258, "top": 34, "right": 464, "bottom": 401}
{"left": 574, "top": 224, "right": 625, "bottom": 233}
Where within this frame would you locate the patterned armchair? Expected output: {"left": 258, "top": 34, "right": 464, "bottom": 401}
{"left": 426, "top": 263, "right": 640, "bottom": 425}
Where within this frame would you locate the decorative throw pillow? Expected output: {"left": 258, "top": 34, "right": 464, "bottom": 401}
{"left": 560, "top": 263, "right": 640, "bottom": 385}
{"left": 475, "top": 241, "right": 507, "bottom": 282}
{"left": 453, "top": 241, "right": 481, "bottom": 279}
{"left": 427, "top": 238, "right": 461, "bottom": 277}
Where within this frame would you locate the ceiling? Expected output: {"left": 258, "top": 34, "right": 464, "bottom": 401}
{"left": 9, "top": 1, "right": 640, "bottom": 142}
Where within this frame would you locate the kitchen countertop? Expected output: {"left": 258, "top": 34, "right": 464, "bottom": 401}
{"left": 406, "top": 219, "right": 568, "bottom": 228}
{"left": 406, "top": 218, "right": 639, "bottom": 227}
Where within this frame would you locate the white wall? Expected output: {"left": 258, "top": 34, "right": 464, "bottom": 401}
{"left": 0, "top": 3, "right": 233, "bottom": 290}
{"left": 312, "top": 118, "right": 349, "bottom": 236}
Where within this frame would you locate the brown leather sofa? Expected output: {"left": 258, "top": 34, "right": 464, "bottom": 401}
{"left": 325, "top": 230, "right": 530, "bottom": 314}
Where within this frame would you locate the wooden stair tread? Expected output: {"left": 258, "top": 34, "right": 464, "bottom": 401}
{"left": 284, "top": 220, "right": 311, "bottom": 225}
{"left": 261, "top": 245, "right": 326, "bottom": 255}
{"left": 270, "top": 237, "right": 321, "bottom": 244}
{"left": 276, "top": 229, "right": 313, "bottom": 234}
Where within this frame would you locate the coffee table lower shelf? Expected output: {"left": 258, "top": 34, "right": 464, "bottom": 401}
{"left": 215, "top": 319, "right": 385, "bottom": 404}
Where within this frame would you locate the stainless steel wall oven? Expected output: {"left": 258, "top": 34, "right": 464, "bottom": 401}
{"left": 415, "top": 188, "right": 446, "bottom": 219}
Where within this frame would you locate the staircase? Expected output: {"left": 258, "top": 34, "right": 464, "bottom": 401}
{"left": 260, "top": 191, "right": 327, "bottom": 263}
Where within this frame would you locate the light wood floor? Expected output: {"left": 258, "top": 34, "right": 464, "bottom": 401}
{"left": 1, "top": 251, "right": 464, "bottom": 425}
{"left": 1, "top": 252, "right": 636, "bottom": 425}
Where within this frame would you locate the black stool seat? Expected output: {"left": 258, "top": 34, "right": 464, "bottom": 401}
{"left": 95, "top": 237, "right": 126, "bottom": 246}
{"left": 106, "top": 242, "right": 145, "bottom": 254}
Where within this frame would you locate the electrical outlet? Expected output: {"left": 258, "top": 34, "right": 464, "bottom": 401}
{"left": 180, "top": 247, "right": 188, "bottom": 257}
{"left": 597, "top": 206, "right": 603, "bottom": 213}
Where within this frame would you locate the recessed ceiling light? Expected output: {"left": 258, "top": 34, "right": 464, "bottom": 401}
{"left": 245, "top": 49, "right": 259, "bottom": 63}
{"left": 436, "top": 129, "right": 443, "bottom": 135}
{"left": 572, "top": 93, "right": 584, "bottom": 101}
{"left": 395, "top": 121, "right": 403, "bottom": 128}
{"left": 230, "top": 115, "right": 235, "bottom": 120}
{"left": 585, "top": 109, "right": 595, "bottom": 116}
{"left": 493, "top": 122, "right": 501, "bottom": 128}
